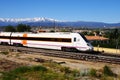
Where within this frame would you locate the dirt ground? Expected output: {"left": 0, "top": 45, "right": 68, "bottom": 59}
{"left": 0, "top": 59, "right": 22, "bottom": 72}
{"left": 0, "top": 51, "right": 120, "bottom": 75}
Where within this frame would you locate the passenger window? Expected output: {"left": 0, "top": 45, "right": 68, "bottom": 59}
{"left": 74, "top": 37, "right": 76, "bottom": 42}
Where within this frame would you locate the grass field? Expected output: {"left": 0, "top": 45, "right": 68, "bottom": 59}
{"left": 94, "top": 47, "right": 120, "bottom": 54}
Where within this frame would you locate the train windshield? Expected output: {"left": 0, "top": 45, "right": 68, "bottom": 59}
{"left": 79, "top": 33, "right": 89, "bottom": 42}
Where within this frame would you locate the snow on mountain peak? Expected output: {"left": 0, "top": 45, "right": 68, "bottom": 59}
{"left": 0, "top": 17, "right": 59, "bottom": 22}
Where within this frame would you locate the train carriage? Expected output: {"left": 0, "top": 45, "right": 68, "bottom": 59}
{"left": 0, "top": 32, "right": 93, "bottom": 51}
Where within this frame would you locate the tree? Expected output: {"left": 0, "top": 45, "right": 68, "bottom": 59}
{"left": 16, "top": 24, "right": 31, "bottom": 32}
{"left": 109, "top": 29, "right": 120, "bottom": 49}
{"left": 81, "top": 31, "right": 88, "bottom": 35}
{"left": 4, "top": 25, "right": 16, "bottom": 32}
{"left": 113, "top": 29, "right": 119, "bottom": 49}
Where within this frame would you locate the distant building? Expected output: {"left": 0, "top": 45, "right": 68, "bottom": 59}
{"left": 37, "top": 29, "right": 46, "bottom": 33}
{"left": 86, "top": 36, "right": 108, "bottom": 41}
{"left": 85, "top": 36, "right": 109, "bottom": 44}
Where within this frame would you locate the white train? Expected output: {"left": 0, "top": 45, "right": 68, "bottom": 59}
{"left": 0, "top": 32, "right": 93, "bottom": 51}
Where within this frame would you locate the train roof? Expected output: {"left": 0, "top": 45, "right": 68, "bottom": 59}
{"left": 0, "top": 32, "right": 79, "bottom": 35}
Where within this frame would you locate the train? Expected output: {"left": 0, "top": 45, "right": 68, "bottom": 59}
{"left": 0, "top": 32, "right": 93, "bottom": 52}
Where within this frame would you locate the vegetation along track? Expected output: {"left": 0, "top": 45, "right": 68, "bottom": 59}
{"left": 0, "top": 45, "right": 120, "bottom": 64}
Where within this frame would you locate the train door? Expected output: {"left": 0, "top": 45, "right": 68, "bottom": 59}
{"left": 74, "top": 37, "right": 81, "bottom": 47}
{"left": 73, "top": 37, "right": 86, "bottom": 51}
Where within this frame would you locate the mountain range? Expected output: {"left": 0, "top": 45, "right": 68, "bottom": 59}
{"left": 0, "top": 17, "right": 120, "bottom": 28}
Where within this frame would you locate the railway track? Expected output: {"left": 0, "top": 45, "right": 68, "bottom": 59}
{"left": 0, "top": 45, "right": 120, "bottom": 64}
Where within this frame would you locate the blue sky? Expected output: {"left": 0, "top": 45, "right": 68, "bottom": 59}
{"left": 0, "top": 0, "right": 120, "bottom": 23}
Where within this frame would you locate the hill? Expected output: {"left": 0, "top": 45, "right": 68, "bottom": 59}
{"left": 0, "top": 17, "right": 120, "bottom": 28}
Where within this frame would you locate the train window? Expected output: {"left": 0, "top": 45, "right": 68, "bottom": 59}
{"left": 74, "top": 37, "right": 76, "bottom": 42}
{"left": 79, "top": 33, "right": 89, "bottom": 42}
{"left": 0, "top": 35, "right": 71, "bottom": 43}
{"left": 30, "top": 37, "right": 71, "bottom": 42}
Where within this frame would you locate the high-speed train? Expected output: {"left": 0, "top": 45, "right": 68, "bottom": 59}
{"left": 0, "top": 32, "right": 93, "bottom": 51}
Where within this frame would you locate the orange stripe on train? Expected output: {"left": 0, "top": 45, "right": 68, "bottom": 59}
{"left": 22, "top": 33, "right": 27, "bottom": 45}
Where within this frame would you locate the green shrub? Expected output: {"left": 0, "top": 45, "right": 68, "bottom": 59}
{"left": 41, "top": 72, "right": 62, "bottom": 80}
{"left": 100, "top": 76, "right": 114, "bottom": 80}
{"left": 103, "top": 65, "right": 114, "bottom": 76}
{"left": 71, "top": 69, "right": 80, "bottom": 77}
{"left": 1, "top": 65, "right": 76, "bottom": 80}
{"left": 1, "top": 72, "right": 17, "bottom": 80}
{"left": 60, "top": 67, "right": 71, "bottom": 74}
{"left": 13, "top": 66, "right": 31, "bottom": 74}
{"left": 1, "top": 65, "right": 47, "bottom": 80}
{"left": 32, "top": 65, "right": 47, "bottom": 72}
{"left": 89, "top": 68, "right": 97, "bottom": 77}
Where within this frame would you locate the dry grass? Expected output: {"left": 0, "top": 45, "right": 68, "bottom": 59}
{"left": 94, "top": 47, "right": 120, "bottom": 54}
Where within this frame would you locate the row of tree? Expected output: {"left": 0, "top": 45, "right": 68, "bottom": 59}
{"left": 4, "top": 24, "right": 31, "bottom": 32}
{"left": 89, "top": 29, "right": 120, "bottom": 49}
{"left": 81, "top": 28, "right": 120, "bottom": 49}
{"left": 105, "top": 29, "right": 120, "bottom": 49}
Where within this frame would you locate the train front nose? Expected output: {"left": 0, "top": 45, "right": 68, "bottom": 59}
{"left": 89, "top": 46, "right": 94, "bottom": 51}
{"left": 87, "top": 43, "right": 93, "bottom": 51}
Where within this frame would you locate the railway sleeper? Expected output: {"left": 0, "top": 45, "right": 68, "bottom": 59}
{"left": 88, "top": 59, "right": 98, "bottom": 62}
{"left": 113, "top": 62, "right": 120, "bottom": 64}
{"left": 77, "top": 56, "right": 86, "bottom": 59}
{"left": 75, "top": 56, "right": 83, "bottom": 59}
{"left": 106, "top": 61, "right": 113, "bottom": 63}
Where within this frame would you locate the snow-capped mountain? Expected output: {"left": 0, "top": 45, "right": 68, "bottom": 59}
{"left": 0, "top": 17, "right": 61, "bottom": 27}
{"left": 0, "top": 17, "right": 120, "bottom": 28}
{"left": 0, "top": 17, "right": 59, "bottom": 22}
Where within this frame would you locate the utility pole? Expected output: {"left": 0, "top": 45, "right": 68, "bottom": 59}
{"left": 54, "top": 20, "right": 56, "bottom": 32}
